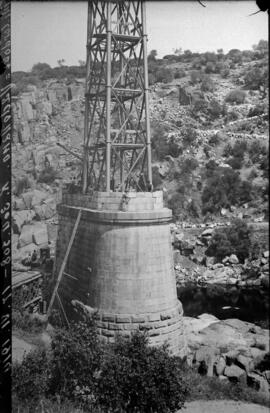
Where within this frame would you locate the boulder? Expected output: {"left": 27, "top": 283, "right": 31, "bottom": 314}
{"left": 32, "top": 223, "right": 48, "bottom": 246}
{"left": 263, "top": 251, "right": 269, "bottom": 258}
{"left": 247, "top": 372, "right": 269, "bottom": 393}
{"left": 194, "top": 345, "right": 220, "bottom": 377}
{"left": 13, "top": 196, "right": 26, "bottom": 210}
{"left": 228, "top": 254, "right": 239, "bottom": 264}
{"left": 18, "top": 225, "right": 35, "bottom": 248}
{"left": 13, "top": 210, "right": 35, "bottom": 234}
{"left": 236, "top": 354, "right": 254, "bottom": 372}
{"left": 202, "top": 228, "right": 214, "bottom": 237}
{"left": 224, "top": 365, "right": 246, "bottom": 382}
{"left": 31, "top": 189, "right": 48, "bottom": 207}
{"left": 215, "top": 356, "right": 226, "bottom": 376}
{"left": 191, "top": 254, "right": 205, "bottom": 265}
{"left": 221, "top": 208, "right": 228, "bottom": 216}
{"left": 205, "top": 256, "right": 215, "bottom": 267}
{"left": 173, "top": 250, "right": 182, "bottom": 265}
{"left": 21, "top": 192, "right": 33, "bottom": 209}
{"left": 197, "top": 321, "right": 251, "bottom": 351}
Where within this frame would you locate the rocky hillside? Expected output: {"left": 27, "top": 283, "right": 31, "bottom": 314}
{"left": 11, "top": 41, "right": 268, "bottom": 271}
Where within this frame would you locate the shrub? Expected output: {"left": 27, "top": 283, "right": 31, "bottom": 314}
{"left": 191, "top": 98, "right": 208, "bottom": 115}
{"left": 227, "top": 156, "right": 243, "bottom": 170}
{"left": 223, "top": 140, "right": 247, "bottom": 160}
{"left": 226, "top": 110, "right": 239, "bottom": 121}
{"left": 225, "top": 89, "right": 246, "bottom": 104}
{"left": 248, "top": 140, "right": 267, "bottom": 164}
{"left": 181, "top": 157, "right": 199, "bottom": 174}
{"left": 12, "top": 349, "right": 51, "bottom": 402}
{"left": 181, "top": 126, "right": 198, "bottom": 147}
{"left": 201, "top": 75, "right": 215, "bottom": 92}
{"left": 208, "top": 132, "right": 225, "bottom": 146}
{"left": 205, "top": 62, "right": 215, "bottom": 74}
{"left": 14, "top": 176, "right": 31, "bottom": 196}
{"left": 248, "top": 103, "right": 267, "bottom": 117}
{"left": 38, "top": 166, "right": 58, "bottom": 184}
{"left": 174, "top": 68, "right": 186, "bottom": 79}
{"left": 12, "top": 310, "right": 45, "bottom": 333}
{"left": 202, "top": 167, "right": 241, "bottom": 214}
{"left": 168, "top": 192, "right": 183, "bottom": 217}
{"left": 206, "top": 219, "right": 252, "bottom": 262}
{"left": 190, "top": 70, "right": 203, "bottom": 84}
{"left": 49, "top": 319, "right": 102, "bottom": 404}
{"left": 152, "top": 166, "right": 163, "bottom": 189}
{"left": 244, "top": 66, "right": 268, "bottom": 90}
{"left": 95, "top": 331, "right": 189, "bottom": 413}
{"left": 156, "top": 67, "right": 174, "bottom": 83}
{"left": 207, "top": 99, "right": 227, "bottom": 119}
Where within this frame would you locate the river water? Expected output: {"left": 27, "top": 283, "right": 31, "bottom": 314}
{"left": 178, "top": 284, "right": 269, "bottom": 328}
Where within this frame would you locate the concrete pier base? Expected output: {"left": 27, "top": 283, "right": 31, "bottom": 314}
{"left": 54, "top": 191, "right": 185, "bottom": 355}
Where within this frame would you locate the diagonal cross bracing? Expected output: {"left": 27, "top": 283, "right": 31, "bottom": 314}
{"left": 82, "top": 0, "right": 152, "bottom": 193}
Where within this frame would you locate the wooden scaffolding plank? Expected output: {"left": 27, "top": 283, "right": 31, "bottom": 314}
{"left": 47, "top": 209, "right": 82, "bottom": 317}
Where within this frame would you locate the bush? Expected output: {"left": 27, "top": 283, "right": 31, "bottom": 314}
{"left": 202, "top": 167, "right": 242, "bottom": 214}
{"left": 227, "top": 156, "right": 243, "bottom": 170}
{"left": 49, "top": 319, "right": 102, "bottom": 404}
{"left": 152, "top": 166, "right": 163, "bottom": 189}
{"left": 206, "top": 219, "right": 252, "bottom": 262}
{"left": 244, "top": 66, "right": 268, "bottom": 90}
{"left": 225, "top": 89, "right": 246, "bottom": 104}
{"left": 174, "top": 68, "right": 186, "bottom": 79}
{"left": 13, "top": 349, "right": 51, "bottom": 402}
{"left": 181, "top": 157, "right": 199, "bottom": 174}
{"left": 201, "top": 75, "right": 215, "bottom": 92}
{"left": 190, "top": 70, "right": 203, "bottom": 84}
{"left": 205, "top": 62, "right": 215, "bottom": 74}
{"left": 14, "top": 176, "right": 31, "bottom": 196}
{"left": 248, "top": 140, "right": 267, "bottom": 164}
{"left": 12, "top": 310, "right": 45, "bottom": 333}
{"left": 181, "top": 126, "right": 198, "bottom": 147}
{"left": 248, "top": 103, "right": 267, "bottom": 118}
{"left": 207, "top": 99, "right": 227, "bottom": 119}
{"left": 156, "top": 67, "right": 174, "bottom": 83}
{"left": 38, "top": 166, "right": 58, "bottom": 184}
{"left": 95, "top": 331, "right": 189, "bottom": 413}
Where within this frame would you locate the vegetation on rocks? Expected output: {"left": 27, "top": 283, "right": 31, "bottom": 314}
{"left": 13, "top": 321, "right": 189, "bottom": 412}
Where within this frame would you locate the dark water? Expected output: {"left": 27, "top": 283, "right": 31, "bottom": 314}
{"left": 177, "top": 283, "right": 269, "bottom": 328}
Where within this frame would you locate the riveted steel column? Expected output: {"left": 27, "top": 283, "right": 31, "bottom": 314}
{"left": 82, "top": 1, "right": 93, "bottom": 194}
{"left": 142, "top": 1, "right": 152, "bottom": 186}
{"left": 106, "top": 1, "right": 112, "bottom": 192}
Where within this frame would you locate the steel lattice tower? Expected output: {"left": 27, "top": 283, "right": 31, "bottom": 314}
{"left": 82, "top": 0, "right": 152, "bottom": 193}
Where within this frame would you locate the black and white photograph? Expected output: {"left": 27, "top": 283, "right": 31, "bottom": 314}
{"left": 0, "top": 1, "right": 269, "bottom": 412}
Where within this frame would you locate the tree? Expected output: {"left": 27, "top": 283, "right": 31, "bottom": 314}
{"left": 95, "top": 332, "right": 189, "bottom": 413}
{"left": 78, "top": 60, "right": 86, "bottom": 67}
{"left": 206, "top": 219, "right": 252, "bottom": 262}
{"left": 31, "top": 62, "right": 51, "bottom": 74}
{"left": 174, "top": 47, "right": 182, "bottom": 56}
{"left": 148, "top": 49, "right": 157, "bottom": 62}
{"left": 57, "top": 58, "right": 66, "bottom": 67}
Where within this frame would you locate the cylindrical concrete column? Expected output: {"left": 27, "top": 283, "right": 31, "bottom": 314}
{"left": 54, "top": 191, "right": 185, "bottom": 355}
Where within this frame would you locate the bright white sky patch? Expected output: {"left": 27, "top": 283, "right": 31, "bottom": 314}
{"left": 11, "top": 1, "right": 268, "bottom": 72}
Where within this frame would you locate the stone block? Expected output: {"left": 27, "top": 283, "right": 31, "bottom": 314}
{"left": 108, "top": 323, "right": 124, "bottom": 330}
{"left": 101, "top": 329, "right": 115, "bottom": 337}
{"left": 32, "top": 223, "right": 48, "bottom": 246}
{"left": 148, "top": 313, "right": 160, "bottom": 322}
{"left": 102, "top": 313, "right": 116, "bottom": 322}
{"left": 116, "top": 315, "right": 131, "bottom": 323}
{"left": 132, "top": 315, "right": 146, "bottom": 323}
